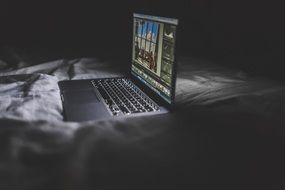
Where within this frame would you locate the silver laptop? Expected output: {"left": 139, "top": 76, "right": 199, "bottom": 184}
{"left": 58, "top": 13, "right": 179, "bottom": 121}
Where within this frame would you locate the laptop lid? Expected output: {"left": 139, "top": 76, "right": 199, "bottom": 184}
{"left": 130, "top": 13, "right": 179, "bottom": 108}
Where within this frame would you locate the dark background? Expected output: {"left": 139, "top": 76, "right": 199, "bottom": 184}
{"left": 0, "top": 0, "right": 284, "bottom": 80}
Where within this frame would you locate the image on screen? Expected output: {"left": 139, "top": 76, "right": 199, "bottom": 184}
{"left": 131, "top": 14, "right": 178, "bottom": 103}
{"left": 134, "top": 20, "right": 160, "bottom": 75}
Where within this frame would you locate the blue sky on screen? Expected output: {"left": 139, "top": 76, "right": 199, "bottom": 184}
{"left": 137, "top": 21, "right": 158, "bottom": 41}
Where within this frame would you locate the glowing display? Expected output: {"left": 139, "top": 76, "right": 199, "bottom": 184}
{"left": 132, "top": 14, "right": 178, "bottom": 103}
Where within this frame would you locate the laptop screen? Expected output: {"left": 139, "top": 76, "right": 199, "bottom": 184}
{"left": 131, "top": 13, "right": 178, "bottom": 104}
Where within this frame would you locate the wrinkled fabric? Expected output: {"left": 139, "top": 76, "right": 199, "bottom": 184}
{"left": 1, "top": 57, "right": 285, "bottom": 121}
{"left": 0, "top": 57, "right": 285, "bottom": 190}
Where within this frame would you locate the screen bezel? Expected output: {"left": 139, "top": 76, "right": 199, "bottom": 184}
{"left": 130, "top": 13, "right": 179, "bottom": 110}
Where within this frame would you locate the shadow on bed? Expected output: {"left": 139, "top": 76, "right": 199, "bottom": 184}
{"left": 1, "top": 48, "right": 285, "bottom": 190}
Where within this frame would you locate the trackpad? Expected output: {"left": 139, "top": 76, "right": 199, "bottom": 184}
{"left": 64, "top": 89, "right": 100, "bottom": 104}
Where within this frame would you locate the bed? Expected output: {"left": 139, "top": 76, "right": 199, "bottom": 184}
{"left": 1, "top": 54, "right": 285, "bottom": 190}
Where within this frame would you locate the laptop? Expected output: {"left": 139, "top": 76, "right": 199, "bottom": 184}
{"left": 58, "top": 13, "right": 179, "bottom": 121}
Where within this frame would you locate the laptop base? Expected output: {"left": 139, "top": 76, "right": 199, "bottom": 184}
{"left": 58, "top": 78, "right": 168, "bottom": 122}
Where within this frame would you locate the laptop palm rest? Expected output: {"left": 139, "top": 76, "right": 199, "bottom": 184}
{"left": 62, "top": 89, "right": 111, "bottom": 121}
{"left": 64, "top": 89, "right": 100, "bottom": 104}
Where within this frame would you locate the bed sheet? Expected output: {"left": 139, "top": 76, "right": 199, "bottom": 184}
{"left": 0, "top": 57, "right": 285, "bottom": 190}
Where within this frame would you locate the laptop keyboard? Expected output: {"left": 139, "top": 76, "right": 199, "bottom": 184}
{"left": 91, "top": 78, "right": 160, "bottom": 116}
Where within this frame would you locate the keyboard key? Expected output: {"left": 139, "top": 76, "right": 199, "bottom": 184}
{"left": 118, "top": 105, "right": 129, "bottom": 114}
{"left": 131, "top": 110, "right": 141, "bottom": 114}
